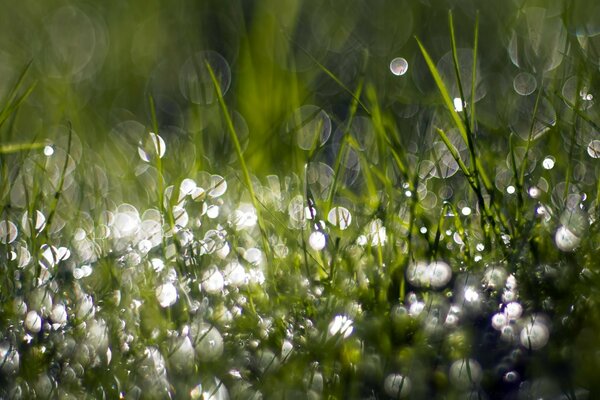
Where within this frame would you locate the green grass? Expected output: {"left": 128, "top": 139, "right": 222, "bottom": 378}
{"left": 0, "top": 1, "right": 599, "bottom": 399}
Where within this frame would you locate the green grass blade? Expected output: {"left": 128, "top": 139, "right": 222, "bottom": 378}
{"left": 0, "top": 142, "right": 45, "bottom": 154}
{"left": 205, "top": 59, "right": 272, "bottom": 260}
{"left": 46, "top": 123, "right": 73, "bottom": 231}
{"left": 415, "top": 36, "right": 469, "bottom": 145}
{"left": 470, "top": 11, "right": 480, "bottom": 133}
{"left": 290, "top": 35, "right": 371, "bottom": 115}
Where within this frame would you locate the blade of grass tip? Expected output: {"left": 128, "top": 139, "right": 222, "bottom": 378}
{"left": 205, "top": 60, "right": 272, "bottom": 260}
{"left": 448, "top": 11, "right": 470, "bottom": 131}
{"left": 415, "top": 36, "right": 469, "bottom": 146}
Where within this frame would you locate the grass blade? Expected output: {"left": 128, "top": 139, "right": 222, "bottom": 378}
{"left": 0, "top": 142, "right": 45, "bottom": 154}
{"left": 415, "top": 36, "right": 469, "bottom": 145}
{"left": 205, "top": 59, "right": 272, "bottom": 261}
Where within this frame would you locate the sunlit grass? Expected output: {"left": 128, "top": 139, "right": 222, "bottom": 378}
{"left": 0, "top": 1, "right": 599, "bottom": 399}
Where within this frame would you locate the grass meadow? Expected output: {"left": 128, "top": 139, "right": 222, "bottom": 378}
{"left": 0, "top": 0, "right": 599, "bottom": 398}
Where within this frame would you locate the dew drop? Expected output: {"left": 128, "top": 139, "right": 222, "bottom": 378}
{"left": 138, "top": 132, "right": 166, "bottom": 162}
{"left": 43, "top": 145, "right": 54, "bottom": 156}
{"left": 384, "top": 374, "right": 411, "bottom": 398}
{"left": 449, "top": 359, "right": 482, "bottom": 389}
{"left": 308, "top": 231, "right": 326, "bottom": 251}
{"left": 587, "top": 140, "right": 600, "bottom": 159}
{"left": 554, "top": 225, "right": 581, "bottom": 252}
{"left": 520, "top": 319, "right": 549, "bottom": 350}
{"left": 208, "top": 175, "right": 227, "bottom": 198}
{"left": 542, "top": 156, "right": 555, "bottom": 170}
{"left": 453, "top": 97, "right": 464, "bottom": 112}
{"left": 0, "top": 220, "right": 17, "bottom": 244}
{"left": 513, "top": 72, "right": 537, "bottom": 95}
{"left": 327, "top": 206, "right": 352, "bottom": 230}
{"left": 156, "top": 282, "right": 178, "bottom": 308}
{"left": 389, "top": 57, "right": 408, "bottom": 76}
{"left": 491, "top": 313, "right": 508, "bottom": 330}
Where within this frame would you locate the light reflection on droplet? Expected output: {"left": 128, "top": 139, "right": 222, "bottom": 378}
{"left": 156, "top": 282, "right": 178, "bottom": 308}
{"left": 0, "top": 220, "right": 18, "bottom": 244}
{"left": 506, "top": 185, "right": 516, "bottom": 194}
{"left": 528, "top": 186, "right": 541, "bottom": 198}
{"left": 308, "top": 231, "right": 326, "bottom": 251}
{"left": 179, "top": 51, "right": 231, "bottom": 105}
{"left": 449, "top": 359, "right": 482, "bottom": 389}
{"left": 513, "top": 72, "right": 537, "bottom": 95}
{"left": 554, "top": 225, "right": 581, "bottom": 252}
{"left": 453, "top": 97, "right": 464, "bottom": 112}
{"left": 43, "top": 145, "right": 54, "bottom": 156}
{"left": 384, "top": 373, "right": 411, "bottom": 398}
{"left": 208, "top": 175, "right": 227, "bottom": 198}
{"left": 327, "top": 206, "right": 352, "bottom": 230}
{"left": 389, "top": 57, "right": 408, "bottom": 76}
{"left": 138, "top": 132, "right": 166, "bottom": 162}
{"left": 587, "top": 140, "right": 600, "bottom": 158}
{"left": 520, "top": 318, "right": 549, "bottom": 350}
{"left": 542, "top": 156, "right": 555, "bottom": 170}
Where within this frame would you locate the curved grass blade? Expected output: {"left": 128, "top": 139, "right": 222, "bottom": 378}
{"left": 205, "top": 59, "right": 272, "bottom": 261}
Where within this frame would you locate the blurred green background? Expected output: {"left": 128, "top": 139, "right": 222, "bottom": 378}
{"left": 0, "top": 0, "right": 568, "bottom": 171}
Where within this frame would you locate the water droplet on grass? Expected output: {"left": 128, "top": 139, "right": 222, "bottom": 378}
{"left": 179, "top": 51, "right": 231, "bottom": 105}
{"left": 206, "top": 205, "right": 219, "bottom": 219}
{"left": 309, "top": 231, "right": 326, "bottom": 251}
{"left": 328, "top": 315, "right": 353, "bottom": 338}
{"left": 554, "top": 225, "right": 581, "bottom": 252}
{"left": 520, "top": 318, "right": 549, "bottom": 350}
{"left": 21, "top": 210, "right": 46, "bottom": 237}
{"left": 191, "top": 322, "right": 224, "bottom": 361}
{"left": 208, "top": 175, "right": 227, "bottom": 198}
{"left": 384, "top": 374, "right": 411, "bottom": 398}
{"left": 428, "top": 261, "right": 452, "bottom": 289}
{"left": 25, "top": 310, "right": 42, "bottom": 333}
{"left": 449, "top": 359, "right": 482, "bottom": 389}
{"left": 327, "top": 206, "right": 352, "bottom": 230}
{"left": 138, "top": 132, "right": 166, "bottom": 162}
{"left": 43, "top": 145, "right": 54, "bottom": 156}
{"left": 202, "top": 266, "right": 224, "bottom": 294}
{"left": 542, "top": 156, "right": 555, "bottom": 169}
{"left": 492, "top": 313, "right": 508, "bottom": 330}
{"left": 0, "top": 220, "right": 17, "bottom": 244}
{"left": 513, "top": 72, "right": 537, "bottom": 95}
{"left": 453, "top": 97, "right": 464, "bottom": 112}
{"left": 156, "top": 282, "right": 178, "bottom": 308}
{"left": 285, "top": 105, "right": 332, "bottom": 150}
{"left": 587, "top": 140, "right": 600, "bottom": 158}
{"left": 389, "top": 57, "right": 408, "bottom": 76}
